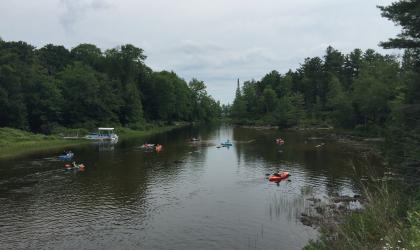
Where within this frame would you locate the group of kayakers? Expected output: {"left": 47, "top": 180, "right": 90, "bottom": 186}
{"left": 59, "top": 151, "right": 86, "bottom": 171}
{"left": 270, "top": 136, "right": 290, "bottom": 182}
{"left": 140, "top": 143, "right": 163, "bottom": 152}
{"left": 64, "top": 161, "right": 86, "bottom": 171}
{"left": 58, "top": 137, "right": 290, "bottom": 184}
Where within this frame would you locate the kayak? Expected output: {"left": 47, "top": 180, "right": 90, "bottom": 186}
{"left": 268, "top": 171, "right": 290, "bottom": 182}
{"left": 65, "top": 163, "right": 86, "bottom": 171}
{"left": 221, "top": 140, "right": 233, "bottom": 146}
{"left": 58, "top": 152, "right": 74, "bottom": 161}
{"left": 276, "top": 138, "right": 285, "bottom": 144}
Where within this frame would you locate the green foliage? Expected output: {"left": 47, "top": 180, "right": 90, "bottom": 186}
{"left": 25, "top": 68, "right": 63, "bottom": 132}
{"left": 189, "top": 78, "right": 221, "bottom": 121}
{"left": 37, "top": 44, "right": 71, "bottom": 75}
{"left": 378, "top": 0, "right": 420, "bottom": 49}
{"left": 230, "top": 82, "right": 247, "bottom": 123}
{"left": 377, "top": 1, "right": 420, "bottom": 165}
{"left": 408, "top": 210, "right": 420, "bottom": 249}
{"left": 229, "top": 46, "right": 407, "bottom": 135}
{"left": 58, "top": 62, "right": 119, "bottom": 126}
{"left": 70, "top": 43, "right": 102, "bottom": 68}
{"left": 0, "top": 40, "right": 221, "bottom": 134}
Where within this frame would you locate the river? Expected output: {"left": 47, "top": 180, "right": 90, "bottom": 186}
{"left": 0, "top": 125, "right": 383, "bottom": 249}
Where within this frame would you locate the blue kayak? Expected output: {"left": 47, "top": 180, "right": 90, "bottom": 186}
{"left": 58, "top": 152, "right": 74, "bottom": 161}
{"left": 221, "top": 141, "right": 233, "bottom": 146}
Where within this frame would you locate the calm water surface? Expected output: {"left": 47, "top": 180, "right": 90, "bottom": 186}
{"left": 0, "top": 125, "right": 382, "bottom": 249}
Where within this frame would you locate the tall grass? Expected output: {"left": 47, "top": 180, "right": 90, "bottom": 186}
{"left": 0, "top": 127, "right": 87, "bottom": 158}
{"left": 303, "top": 180, "right": 420, "bottom": 250}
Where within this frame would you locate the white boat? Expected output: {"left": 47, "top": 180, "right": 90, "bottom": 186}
{"left": 85, "top": 128, "right": 118, "bottom": 142}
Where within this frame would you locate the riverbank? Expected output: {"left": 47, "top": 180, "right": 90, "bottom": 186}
{"left": 0, "top": 124, "right": 187, "bottom": 159}
{"left": 303, "top": 183, "right": 420, "bottom": 250}
{"left": 287, "top": 128, "right": 420, "bottom": 249}
{"left": 117, "top": 124, "right": 185, "bottom": 139}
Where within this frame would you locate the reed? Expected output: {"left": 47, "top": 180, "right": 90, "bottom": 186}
{"left": 303, "top": 181, "right": 420, "bottom": 250}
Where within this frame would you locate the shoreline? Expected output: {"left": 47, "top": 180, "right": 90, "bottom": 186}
{"left": 0, "top": 124, "right": 187, "bottom": 159}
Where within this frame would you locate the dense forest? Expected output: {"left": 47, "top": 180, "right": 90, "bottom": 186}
{"left": 230, "top": 0, "right": 420, "bottom": 163}
{"left": 0, "top": 41, "right": 222, "bottom": 133}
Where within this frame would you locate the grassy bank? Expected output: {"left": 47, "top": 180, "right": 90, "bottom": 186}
{"left": 117, "top": 123, "right": 186, "bottom": 139}
{"left": 0, "top": 124, "right": 187, "bottom": 159}
{"left": 0, "top": 127, "right": 88, "bottom": 158}
{"left": 303, "top": 182, "right": 420, "bottom": 250}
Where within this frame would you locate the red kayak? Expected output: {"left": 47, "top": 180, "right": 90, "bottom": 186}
{"left": 269, "top": 171, "right": 290, "bottom": 182}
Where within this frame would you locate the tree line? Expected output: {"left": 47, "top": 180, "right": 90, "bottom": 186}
{"left": 230, "top": 0, "right": 419, "bottom": 162}
{"left": 0, "top": 41, "right": 222, "bottom": 133}
{"left": 231, "top": 46, "right": 408, "bottom": 132}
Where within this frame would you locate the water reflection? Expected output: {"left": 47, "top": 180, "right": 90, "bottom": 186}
{"left": 0, "top": 125, "right": 383, "bottom": 249}
{"left": 95, "top": 140, "right": 117, "bottom": 152}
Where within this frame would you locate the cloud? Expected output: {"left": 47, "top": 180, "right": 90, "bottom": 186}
{"left": 0, "top": 0, "right": 399, "bottom": 103}
{"left": 59, "top": 0, "right": 111, "bottom": 32}
{"left": 161, "top": 40, "right": 277, "bottom": 73}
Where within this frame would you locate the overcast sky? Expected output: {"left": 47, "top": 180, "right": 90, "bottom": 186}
{"left": 0, "top": 0, "right": 400, "bottom": 104}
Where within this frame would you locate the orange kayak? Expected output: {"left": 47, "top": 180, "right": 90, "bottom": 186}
{"left": 269, "top": 171, "right": 290, "bottom": 182}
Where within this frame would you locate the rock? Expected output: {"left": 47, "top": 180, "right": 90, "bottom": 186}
{"left": 331, "top": 195, "right": 357, "bottom": 203}
{"left": 315, "top": 206, "right": 326, "bottom": 215}
{"left": 307, "top": 197, "right": 321, "bottom": 203}
{"left": 338, "top": 204, "right": 347, "bottom": 211}
{"left": 300, "top": 214, "right": 321, "bottom": 227}
{"left": 300, "top": 216, "right": 313, "bottom": 226}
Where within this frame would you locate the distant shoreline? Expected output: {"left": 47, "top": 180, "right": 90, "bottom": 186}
{"left": 0, "top": 124, "right": 186, "bottom": 159}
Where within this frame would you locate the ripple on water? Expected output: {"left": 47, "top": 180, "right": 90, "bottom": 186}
{"left": 0, "top": 125, "right": 380, "bottom": 249}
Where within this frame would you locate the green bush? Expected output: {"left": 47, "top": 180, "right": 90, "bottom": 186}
{"left": 304, "top": 184, "right": 413, "bottom": 249}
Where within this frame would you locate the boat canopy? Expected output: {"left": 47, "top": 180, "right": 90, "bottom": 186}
{"left": 98, "top": 128, "right": 114, "bottom": 131}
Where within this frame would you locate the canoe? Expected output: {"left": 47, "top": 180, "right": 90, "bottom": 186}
{"left": 268, "top": 171, "right": 290, "bottom": 182}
